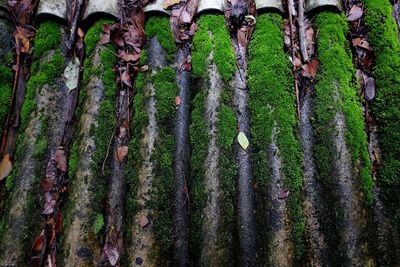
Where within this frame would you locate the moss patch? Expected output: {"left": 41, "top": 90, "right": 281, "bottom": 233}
{"left": 314, "top": 12, "right": 372, "bottom": 203}
{"left": 364, "top": 0, "right": 400, "bottom": 225}
{"left": 0, "top": 64, "right": 13, "bottom": 137}
{"left": 145, "top": 16, "right": 176, "bottom": 63}
{"left": 248, "top": 14, "right": 305, "bottom": 261}
{"left": 192, "top": 15, "right": 236, "bottom": 81}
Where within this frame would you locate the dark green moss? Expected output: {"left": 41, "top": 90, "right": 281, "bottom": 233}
{"left": 0, "top": 64, "right": 13, "bottom": 137}
{"left": 189, "top": 79, "right": 208, "bottom": 263}
{"left": 33, "top": 21, "right": 62, "bottom": 58}
{"left": 145, "top": 17, "right": 176, "bottom": 63}
{"left": 192, "top": 15, "right": 236, "bottom": 81}
{"left": 150, "top": 67, "right": 177, "bottom": 261}
{"left": 314, "top": 12, "right": 372, "bottom": 203}
{"left": 248, "top": 14, "right": 305, "bottom": 261}
{"left": 364, "top": 0, "right": 400, "bottom": 225}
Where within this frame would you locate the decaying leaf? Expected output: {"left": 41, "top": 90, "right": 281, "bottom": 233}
{"left": 175, "top": 96, "right": 181, "bottom": 106}
{"left": 139, "top": 215, "right": 149, "bottom": 228}
{"left": 365, "top": 77, "right": 376, "bottom": 101}
{"left": 0, "top": 154, "right": 13, "bottom": 181}
{"left": 14, "top": 26, "right": 34, "bottom": 53}
{"left": 115, "top": 146, "right": 129, "bottom": 162}
{"left": 348, "top": 5, "right": 363, "bottom": 22}
{"left": 278, "top": 189, "right": 290, "bottom": 199}
{"left": 121, "top": 70, "right": 132, "bottom": 87}
{"left": 64, "top": 57, "right": 80, "bottom": 92}
{"left": 238, "top": 132, "right": 249, "bottom": 150}
{"left": 32, "top": 231, "right": 44, "bottom": 253}
{"left": 54, "top": 149, "right": 67, "bottom": 172}
{"left": 301, "top": 59, "right": 319, "bottom": 78}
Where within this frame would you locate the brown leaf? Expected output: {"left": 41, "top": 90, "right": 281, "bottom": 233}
{"left": 77, "top": 27, "right": 84, "bottom": 38}
{"left": 301, "top": 59, "right": 319, "bottom": 78}
{"left": 139, "top": 65, "right": 148, "bottom": 72}
{"left": 32, "top": 231, "right": 45, "bottom": 253}
{"left": 115, "top": 146, "right": 129, "bottom": 162}
{"left": 0, "top": 154, "right": 12, "bottom": 181}
{"left": 121, "top": 70, "right": 132, "bottom": 87}
{"left": 175, "top": 96, "right": 181, "bottom": 106}
{"left": 162, "top": 0, "right": 180, "bottom": 9}
{"left": 139, "top": 215, "right": 149, "bottom": 228}
{"left": 54, "top": 149, "right": 67, "bottom": 172}
{"left": 348, "top": 5, "right": 363, "bottom": 22}
{"left": 14, "top": 27, "right": 32, "bottom": 53}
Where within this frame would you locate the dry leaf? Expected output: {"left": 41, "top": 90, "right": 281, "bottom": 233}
{"left": 163, "top": 0, "right": 180, "bottom": 10}
{"left": 32, "top": 231, "right": 45, "bottom": 253}
{"left": 139, "top": 215, "right": 149, "bottom": 228}
{"left": 365, "top": 77, "right": 376, "bottom": 101}
{"left": 115, "top": 146, "right": 129, "bottom": 162}
{"left": 121, "top": 70, "right": 132, "bottom": 87}
{"left": 77, "top": 27, "right": 84, "bottom": 38}
{"left": 302, "top": 59, "right": 319, "bottom": 78}
{"left": 278, "top": 189, "right": 290, "bottom": 199}
{"left": 175, "top": 96, "right": 181, "bottom": 106}
{"left": 348, "top": 5, "right": 363, "bottom": 22}
{"left": 0, "top": 154, "right": 12, "bottom": 181}
{"left": 64, "top": 57, "right": 80, "bottom": 92}
{"left": 238, "top": 132, "right": 249, "bottom": 150}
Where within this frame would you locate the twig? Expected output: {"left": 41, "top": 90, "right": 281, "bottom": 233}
{"left": 298, "top": 0, "right": 309, "bottom": 62}
{"left": 287, "top": 0, "right": 301, "bottom": 119}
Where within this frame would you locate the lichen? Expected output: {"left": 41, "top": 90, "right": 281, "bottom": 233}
{"left": 192, "top": 15, "right": 236, "bottom": 81}
{"left": 248, "top": 13, "right": 305, "bottom": 261}
{"left": 314, "top": 12, "right": 372, "bottom": 203}
{"left": 364, "top": 0, "right": 400, "bottom": 225}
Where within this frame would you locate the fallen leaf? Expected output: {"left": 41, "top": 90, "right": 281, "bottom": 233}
{"left": 0, "top": 154, "right": 12, "bottom": 181}
{"left": 139, "top": 65, "right": 148, "bottom": 72}
{"left": 64, "top": 57, "right": 80, "bottom": 92}
{"left": 139, "top": 215, "right": 149, "bottom": 228}
{"left": 175, "top": 96, "right": 181, "bottom": 106}
{"left": 301, "top": 59, "right": 319, "bottom": 78}
{"left": 54, "top": 149, "right": 67, "bottom": 172}
{"left": 348, "top": 5, "right": 363, "bottom": 22}
{"left": 163, "top": 0, "right": 180, "bottom": 10}
{"left": 115, "top": 146, "right": 129, "bottom": 162}
{"left": 104, "top": 243, "right": 119, "bottom": 266}
{"left": 238, "top": 132, "right": 249, "bottom": 150}
{"left": 32, "top": 231, "right": 45, "bottom": 252}
{"left": 365, "top": 77, "right": 376, "bottom": 101}
{"left": 121, "top": 70, "right": 132, "bottom": 87}
{"left": 77, "top": 27, "right": 84, "bottom": 38}
{"left": 278, "top": 189, "right": 290, "bottom": 199}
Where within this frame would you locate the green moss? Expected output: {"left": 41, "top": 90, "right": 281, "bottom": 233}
{"left": 364, "top": 0, "right": 400, "bottom": 226}
{"left": 189, "top": 80, "right": 208, "bottom": 263}
{"left": 192, "top": 15, "right": 236, "bottom": 81}
{"left": 314, "top": 12, "right": 372, "bottom": 203}
{"left": 93, "top": 213, "right": 105, "bottom": 235}
{"left": 248, "top": 14, "right": 305, "bottom": 261}
{"left": 145, "top": 17, "right": 176, "bottom": 62}
{"left": 33, "top": 21, "right": 62, "bottom": 58}
{"left": 0, "top": 64, "right": 13, "bottom": 136}
{"left": 150, "top": 67, "right": 177, "bottom": 261}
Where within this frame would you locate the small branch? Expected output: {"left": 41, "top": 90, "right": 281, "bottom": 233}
{"left": 298, "top": 0, "right": 309, "bottom": 62}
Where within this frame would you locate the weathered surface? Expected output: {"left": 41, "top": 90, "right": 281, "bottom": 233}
{"left": 300, "top": 89, "right": 328, "bottom": 266}
{"left": 36, "top": 0, "right": 67, "bottom": 19}
{"left": 305, "top": 0, "right": 342, "bottom": 12}
{"left": 84, "top": 0, "right": 118, "bottom": 19}
{"left": 127, "top": 36, "right": 166, "bottom": 267}
{"left": 0, "top": 25, "right": 68, "bottom": 266}
{"left": 60, "top": 45, "right": 106, "bottom": 267}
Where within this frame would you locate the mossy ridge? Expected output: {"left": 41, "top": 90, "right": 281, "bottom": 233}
{"left": 192, "top": 15, "right": 236, "bottom": 82}
{"left": 189, "top": 15, "right": 237, "bottom": 264}
{"left": 248, "top": 14, "right": 305, "bottom": 261}
{"left": 0, "top": 21, "right": 63, "bottom": 262}
{"left": 145, "top": 16, "right": 175, "bottom": 63}
{"left": 188, "top": 78, "right": 208, "bottom": 264}
{"left": 363, "top": 0, "right": 400, "bottom": 226}
{"left": 314, "top": 12, "right": 372, "bottom": 203}
{"left": 62, "top": 20, "right": 117, "bottom": 246}
{"left": 0, "top": 64, "right": 13, "bottom": 141}
{"left": 145, "top": 66, "right": 176, "bottom": 263}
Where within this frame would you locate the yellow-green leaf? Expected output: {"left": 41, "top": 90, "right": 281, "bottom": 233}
{"left": 238, "top": 132, "right": 249, "bottom": 150}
